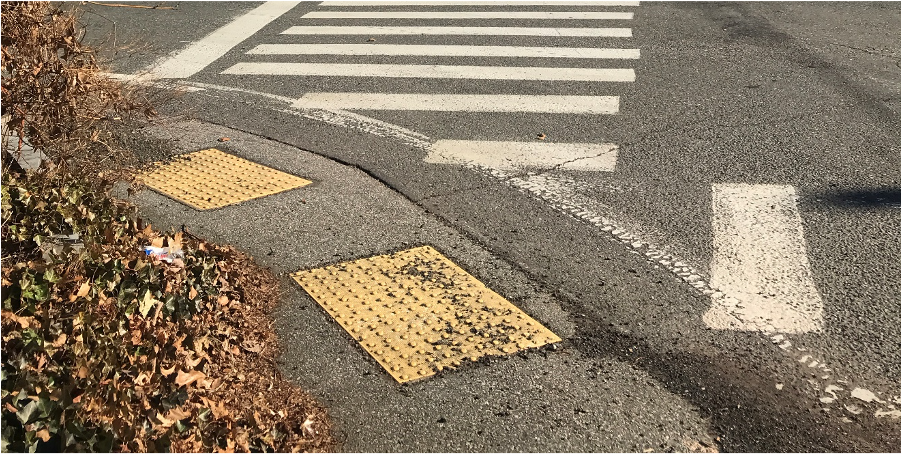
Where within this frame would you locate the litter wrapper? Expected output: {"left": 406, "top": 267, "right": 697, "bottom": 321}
{"left": 143, "top": 246, "right": 184, "bottom": 263}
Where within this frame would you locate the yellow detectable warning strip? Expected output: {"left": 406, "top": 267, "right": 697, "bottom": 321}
{"left": 291, "top": 246, "right": 561, "bottom": 383}
{"left": 140, "top": 148, "right": 311, "bottom": 210}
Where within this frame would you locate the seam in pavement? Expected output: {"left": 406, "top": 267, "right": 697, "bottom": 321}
{"left": 187, "top": 118, "right": 537, "bottom": 274}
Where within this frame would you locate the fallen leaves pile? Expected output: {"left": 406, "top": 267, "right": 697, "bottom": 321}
{"left": 1, "top": 167, "right": 335, "bottom": 452}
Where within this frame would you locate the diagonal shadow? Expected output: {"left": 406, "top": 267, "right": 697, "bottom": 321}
{"left": 811, "top": 187, "right": 901, "bottom": 209}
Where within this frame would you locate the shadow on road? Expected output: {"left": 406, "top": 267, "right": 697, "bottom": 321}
{"left": 811, "top": 187, "right": 901, "bottom": 209}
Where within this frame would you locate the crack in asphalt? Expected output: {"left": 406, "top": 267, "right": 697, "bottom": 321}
{"left": 500, "top": 150, "right": 616, "bottom": 180}
{"left": 829, "top": 42, "right": 902, "bottom": 60}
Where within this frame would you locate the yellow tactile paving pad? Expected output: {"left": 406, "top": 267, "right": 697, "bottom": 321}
{"left": 141, "top": 148, "right": 311, "bottom": 210}
{"left": 291, "top": 246, "right": 561, "bottom": 383}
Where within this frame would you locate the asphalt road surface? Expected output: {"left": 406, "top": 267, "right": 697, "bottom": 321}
{"left": 80, "top": 1, "right": 900, "bottom": 451}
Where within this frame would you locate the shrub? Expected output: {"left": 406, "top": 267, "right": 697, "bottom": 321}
{"left": 1, "top": 167, "right": 334, "bottom": 452}
{"left": 0, "top": 1, "right": 153, "bottom": 172}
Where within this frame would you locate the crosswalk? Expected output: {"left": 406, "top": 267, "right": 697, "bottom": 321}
{"left": 133, "top": 2, "right": 902, "bottom": 421}
{"left": 218, "top": 0, "right": 640, "bottom": 173}
{"left": 155, "top": 2, "right": 830, "bottom": 337}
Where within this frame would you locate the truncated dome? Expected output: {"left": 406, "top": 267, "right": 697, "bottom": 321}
{"left": 292, "top": 246, "right": 561, "bottom": 383}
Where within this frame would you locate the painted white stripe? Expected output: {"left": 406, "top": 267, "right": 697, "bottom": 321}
{"left": 426, "top": 140, "right": 618, "bottom": 171}
{"left": 248, "top": 44, "right": 640, "bottom": 59}
{"left": 319, "top": 1, "right": 640, "bottom": 5}
{"left": 703, "top": 184, "right": 823, "bottom": 333}
{"left": 293, "top": 93, "right": 619, "bottom": 114}
{"left": 302, "top": 11, "right": 633, "bottom": 19}
{"left": 281, "top": 26, "right": 632, "bottom": 37}
{"left": 148, "top": 2, "right": 299, "bottom": 79}
{"left": 222, "top": 63, "right": 635, "bottom": 81}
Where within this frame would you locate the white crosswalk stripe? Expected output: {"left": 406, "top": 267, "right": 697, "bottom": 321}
{"left": 222, "top": 1, "right": 640, "bottom": 171}
{"left": 224, "top": 63, "right": 635, "bottom": 81}
{"left": 247, "top": 44, "right": 640, "bottom": 59}
{"left": 301, "top": 11, "right": 634, "bottom": 19}
{"left": 427, "top": 141, "right": 619, "bottom": 171}
{"left": 704, "top": 184, "right": 824, "bottom": 333}
{"left": 318, "top": 1, "right": 640, "bottom": 6}
{"left": 150, "top": 1, "right": 300, "bottom": 79}
{"left": 293, "top": 93, "right": 620, "bottom": 114}
{"left": 281, "top": 26, "right": 632, "bottom": 37}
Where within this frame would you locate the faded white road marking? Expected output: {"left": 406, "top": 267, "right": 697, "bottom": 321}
{"left": 426, "top": 141, "right": 618, "bottom": 171}
{"left": 318, "top": 1, "right": 640, "bottom": 5}
{"left": 292, "top": 93, "right": 620, "bottom": 114}
{"left": 703, "top": 184, "right": 823, "bottom": 333}
{"left": 222, "top": 63, "right": 635, "bottom": 81}
{"left": 110, "top": 77, "right": 433, "bottom": 149}
{"left": 851, "top": 388, "right": 886, "bottom": 404}
{"left": 302, "top": 11, "right": 633, "bottom": 19}
{"left": 148, "top": 1, "right": 299, "bottom": 78}
{"left": 281, "top": 26, "right": 632, "bottom": 37}
{"left": 107, "top": 73, "right": 206, "bottom": 91}
{"left": 248, "top": 44, "right": 640, "bottom": 59}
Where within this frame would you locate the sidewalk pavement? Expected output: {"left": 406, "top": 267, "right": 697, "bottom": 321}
{"left": 118, "top": 119, "right": 717, "bottom": 452}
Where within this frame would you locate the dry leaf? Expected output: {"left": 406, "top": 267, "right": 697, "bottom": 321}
{"left": 167, "top": 407, "right": 192, "bottom": 421}
{"left": 218, "top": 137, "right": 231, "bottom": 142}
{"left": 188, "top": 286, "right": 198, "bottom": 300}
{"left": 139, "top": 289, "right": 156, "bottom": 318}
{"left": 173, "top": 334, "right": 186, "bottom": 352}
{"left": 209, "top": 399, "right": 230, "bottom": 419}
{"left": 217, "top": 295, "right": 229, "bottom": 306}
{"left": 170, "top": 231, "right": 183, "bottom": 250}
{"left": 4, "top": 402, "right": 17, "bottom": 413}
{"left": 151, "top": 237, "right": 164, "bottom": 248}
{"left": 51, "top": 333, "right": 67, "bottom": 347}
{"left": 242, "top": 340, "right": 263, "bottom": 353}
{"left": 156, "top": 412, "right": 175, "bottom": 428}
{"left": 131, "top": 329, "right": 143, "bottom": 346}
{"left": 184, "top": 355, "right": 203, "bottom": 369}
{"left": 69, "top": 282, "right": 91, "bottom": 301}
{"left": 536, "top": 133, "right": 546, "bottom": 140}
{"left": 104, "top": 225, "right": 116, "bottom": 244}
{"left": 175, "top": 370, "right": 206, "bottom": 387}
{"left": 160, "top": 364, "right": 177, "bottom": 377}
{"left": 3, "top": 311, "right": 32, "bottom": 329}
{"left": 302, "top": 417, "right": 316, "bottom": 436}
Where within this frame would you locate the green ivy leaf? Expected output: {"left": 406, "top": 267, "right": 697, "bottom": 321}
{"left": 43, "top": 268, "right": 60, "bottom": 284}
{"left": 22, "top": 282, "right": 49, "bottom": 302}
{"left": 16, "top": 400, "right": 40, "bottom": 425}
